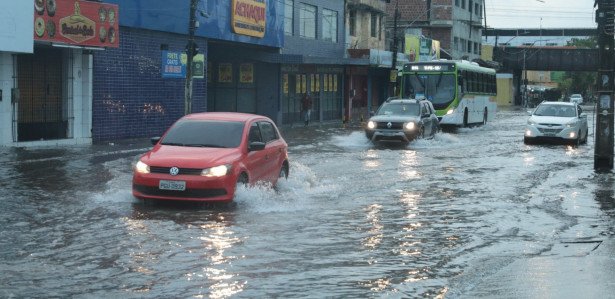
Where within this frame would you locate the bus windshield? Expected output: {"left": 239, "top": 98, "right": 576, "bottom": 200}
{"left": 402, "top": 74, "right": 456, "bottom": 108}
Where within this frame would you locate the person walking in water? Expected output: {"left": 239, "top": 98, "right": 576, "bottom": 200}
{"left": 301, "top": 92, "right": 313, "bottom": 126}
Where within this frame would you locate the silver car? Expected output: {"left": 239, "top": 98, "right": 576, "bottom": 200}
{"left": 365, "top": 98, "right": 439, "bottom": 144}
{"left": 524, "top": 101, "right": 588, "bottom": 145}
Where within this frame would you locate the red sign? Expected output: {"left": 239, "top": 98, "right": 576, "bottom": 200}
{"left": 34, "top": 0, "right": 119, "bottom": 48}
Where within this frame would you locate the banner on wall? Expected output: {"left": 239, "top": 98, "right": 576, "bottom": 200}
{"left": 161, "top": 51, "right": 205, "bottom": 79}
{"left": 219, "top": 63, "right": 233, "bottom": 83}
{"left": 405, "top": 35, "right": 440, "bottom": 62}
{"left": 34, "top": 0, "right": 120, "bottom": 48}
{"left": 239, "top": 63, "right": 254, "bottom": 83}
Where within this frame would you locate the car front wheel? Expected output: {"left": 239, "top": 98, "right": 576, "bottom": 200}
{"left": 279, "top": 163, "right": 289, "bottom": 179}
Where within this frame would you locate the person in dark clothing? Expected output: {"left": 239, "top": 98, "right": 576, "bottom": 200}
{"left": 301, "top": 92, "right": 313, "bottom": 126}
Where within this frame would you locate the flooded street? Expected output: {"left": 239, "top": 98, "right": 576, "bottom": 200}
{"left": 1, "top": 107, "right": 614, "bottom": 298}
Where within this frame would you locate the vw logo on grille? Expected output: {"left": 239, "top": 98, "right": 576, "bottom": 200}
{"left": 387, "top": 122, "right": 392, "bottom": 128}
{"left": 169, "top": 167, "right": 180, "bottom": 176}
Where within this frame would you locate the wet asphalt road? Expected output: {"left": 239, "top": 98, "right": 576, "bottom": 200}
{"left": 1, "top": 107, "right": 614, "bottom": 298}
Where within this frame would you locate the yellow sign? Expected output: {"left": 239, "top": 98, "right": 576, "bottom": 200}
{"left": 218, "top": 63, "right": 233, "bottom": 83}
{"left": 295, "top": 74, "right": 301, "bottom": 93}
{"left": 232, "top": 0, "right": 266, "bottom": 38}
{"left": 315, "top": 74, "right": 320, "bottom": 92}
{"left": 60, "top": 2, "right": 96, "bottom": 44}
{"left": 283, "top": 74, "right": 288, "bottom": 94}
{"left": 333, "top": 75, "right": 338, "bottom": 92}
{"left": 240, "top": 63, "right": 254, "bottom": 83}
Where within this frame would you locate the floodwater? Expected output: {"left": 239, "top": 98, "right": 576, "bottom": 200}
{"left": 1, "top": 107, "right": 613, "bottom": 298}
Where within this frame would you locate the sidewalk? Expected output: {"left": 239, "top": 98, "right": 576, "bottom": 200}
{"left": 460, "top": 238, "right": 615, "bottom": 298}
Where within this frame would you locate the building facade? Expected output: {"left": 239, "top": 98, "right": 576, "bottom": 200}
{"left": 345, "top": 0, "right": 397, "bottom": 121}
{"left": 93, "top": 0, "right": 284, "bottom": 142}
{"left": 1, "top": 0, "right": 107, "bottom": 146}
{"left": 386, "top": 0, "right": 485, "bottom": 61}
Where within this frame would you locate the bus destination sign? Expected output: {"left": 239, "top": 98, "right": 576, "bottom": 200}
{"left": 405, "top": 64, "right": 454, "bottom": 72}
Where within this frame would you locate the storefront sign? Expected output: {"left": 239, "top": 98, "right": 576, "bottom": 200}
{"left": 192, "top": 54, "right": 205, "bottom": 79}
{"left": 34, "top": 0, "right": 119, "bottom": 48}
{"left": 239, "top": 63, "right": 254, "bottom": 83}
{"left": 161, "top": 51, "right": 186, "bottom": 78}
{"left": 161, "top": 52, "right": 205, "bottom": 79}
{"left": 231, "top": 0, "right": 266, "bottom": 38}
{"left": 219, "top": 63, "right": 233, "bottom": 83}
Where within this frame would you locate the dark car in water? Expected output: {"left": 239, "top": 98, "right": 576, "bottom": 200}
{"left": 365, "top": 98, "right": 439, "bottom": 144}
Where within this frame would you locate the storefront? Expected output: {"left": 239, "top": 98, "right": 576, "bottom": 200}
{"left": 346, "top": 49, "right": 410, "bottom": 123}
{"left": 280, "top": 64, "right": 344, "bottom": 125}
{"left": 1, "top": 0, "right": 118, "bottom": 146}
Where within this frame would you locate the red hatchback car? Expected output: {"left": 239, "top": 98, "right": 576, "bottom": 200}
{"left": 132, "top": 112, "right": 289, "bottom": 202}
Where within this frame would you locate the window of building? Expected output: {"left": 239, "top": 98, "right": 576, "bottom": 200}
{"left": 284, "top": 0, "right": 294, "bottom": 35}
{"left": 379, "top": 16, "right": 383, "bottom": 40}
{"left": 461, "top": 0, "right": 465, "bottom": 9}
{"left": 300, "top": 3, "right": 317, "bottom": 39}
{"left": 475, "top": 3, "right": 480, "bottom": 16}
{"left": 454, "top": 37, "right": 459, "bottom": 52}
{"left": 467, "top": 40, "right": 472, "bottom": 53}
{"left": 455, "top": 0, "right": 460, "bottom": 7}
{"left": 370, "top": 13, "right": 378, "bottom": 38}
{"left": 322, "top": 9, "right": 337, "bottom": 42}
{"left": 474, "top": 42, "right": 479, "bottom": 54}
{"left": 349, "top": 9, "right": 356, "bottom": 36}
{"left": 468, "top": 0, "right": 473, "bottom": 13}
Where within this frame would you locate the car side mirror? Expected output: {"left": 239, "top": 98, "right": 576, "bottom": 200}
{"left": 249, "top": 141, "right": 266, "bottom": 151}
{"left": 151, "top": 136, "right": 161, "bottom": 145}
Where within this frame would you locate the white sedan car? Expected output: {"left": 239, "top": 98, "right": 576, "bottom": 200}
{"left": 524, "top": 102, "right": 588, "bottom": 145}
{"left": 569, "top": 94, "right": 583, "bottom": 105}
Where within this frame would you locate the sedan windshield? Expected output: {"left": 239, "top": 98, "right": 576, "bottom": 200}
{"left": 533, "top": 105, "right": 576, "bottom": 117}
{"left": 161, "top": 120, "right": 245, "bottom": 148}
{"left": 377, "top": 103, "right": 420, "bottom": 116}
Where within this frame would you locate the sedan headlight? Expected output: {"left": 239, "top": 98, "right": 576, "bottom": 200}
{"left": 367, "top": 121, "right": 376, "bottom": 130}
{"left": 201, "top": 164, "right": 230, "bottom": 177}
{"left": 135, "top": 160, "right": 150, "bottom": 174}
{"left": 405, "top": 122, "right": 416, "bottom": 130}
{"left": 527, "top": 119, "right": 537, "bottom": 126}
{"left": 566, "top": 120, "right": 578, "bottom": 128}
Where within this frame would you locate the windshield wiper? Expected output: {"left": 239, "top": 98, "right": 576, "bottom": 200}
{"left": 185, "top": 144, "right": 226, "bottom": 148}
{"left": 161, "top": 142, "right": 185, "bottom": 146}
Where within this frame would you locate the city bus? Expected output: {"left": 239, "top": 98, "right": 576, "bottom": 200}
{"left": 399, "top": 60, "right": 497, "bottom": 128}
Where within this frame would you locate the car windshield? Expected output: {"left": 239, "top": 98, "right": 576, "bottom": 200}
{"left": 161, "top": 120, "right": 245, "bottom": 148}
{"left": 533, "top": 105, "right": 576, "bottom": 117}
{"left": 376, "top": 103, "right": 420, "bottom": 116}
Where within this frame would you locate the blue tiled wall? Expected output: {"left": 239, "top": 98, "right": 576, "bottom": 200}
{"left": 92, "top": 27, "right": 207, "bottom": 142}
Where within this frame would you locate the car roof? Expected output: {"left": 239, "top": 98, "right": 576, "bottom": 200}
{"left": 181, "top": 112, "right": 271, "bottom": 123}
{"left": 386, "top": 98, "right": 420, "bottom": 104}
{"left": 571, "top": 94, "right": 582, "bottom": 97}
{"left": 539, "top": 101, "right": 576, "bottom": 107}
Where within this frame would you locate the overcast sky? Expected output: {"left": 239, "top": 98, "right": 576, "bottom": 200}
{"left": 485, "top": 0, "right": 596, "bottom": 29}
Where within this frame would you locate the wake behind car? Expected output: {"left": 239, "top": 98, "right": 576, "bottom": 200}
{"left": 365, "top": 98, "right": 439, "bottom": 144}
{"left": 132, "top": 112, "right": 289, "bottom": 202}
{"left": 524, "top": 101, "right": 588, "bottom": 145}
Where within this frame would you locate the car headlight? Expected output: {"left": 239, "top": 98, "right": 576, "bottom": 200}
{"left": 367, "top": 121, "right": 376, "bottom": 129}
{"left": 135, "top": 160, "right": 150, "bottom": 174}
{"left": 527, "top": 119, "right": 537, "bottom": 126}
{"left": 446, "top": 109, "right": 454, "bottom": 115}
{"left": 405, "top": 122, "right": 416, "bottom": 130}
{"left": 201, "top": 164, "right": 230, "bottom": 177}
{"left": 566, "top": 120, "right": 577, "bottom": 128}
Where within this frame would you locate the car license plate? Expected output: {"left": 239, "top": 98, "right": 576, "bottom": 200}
{"left": 159, "top": 180, "right": 186, "bottom": 191}
{"left": 544, "top": 133, "right": 556, "bottom": 137}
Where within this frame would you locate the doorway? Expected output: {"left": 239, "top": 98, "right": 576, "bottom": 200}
{"left": 16, "top": 47, "right": 67, "bottom": 141}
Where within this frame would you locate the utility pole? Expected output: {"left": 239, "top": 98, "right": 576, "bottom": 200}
{"left": 390, "top": 0, "right": 400, "bottom": 96}
{"left": 184, "top": 0, "right": 198, "bottom": 115}
{"left": 594, "top": 0, "right": 615, "bottom": 171}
